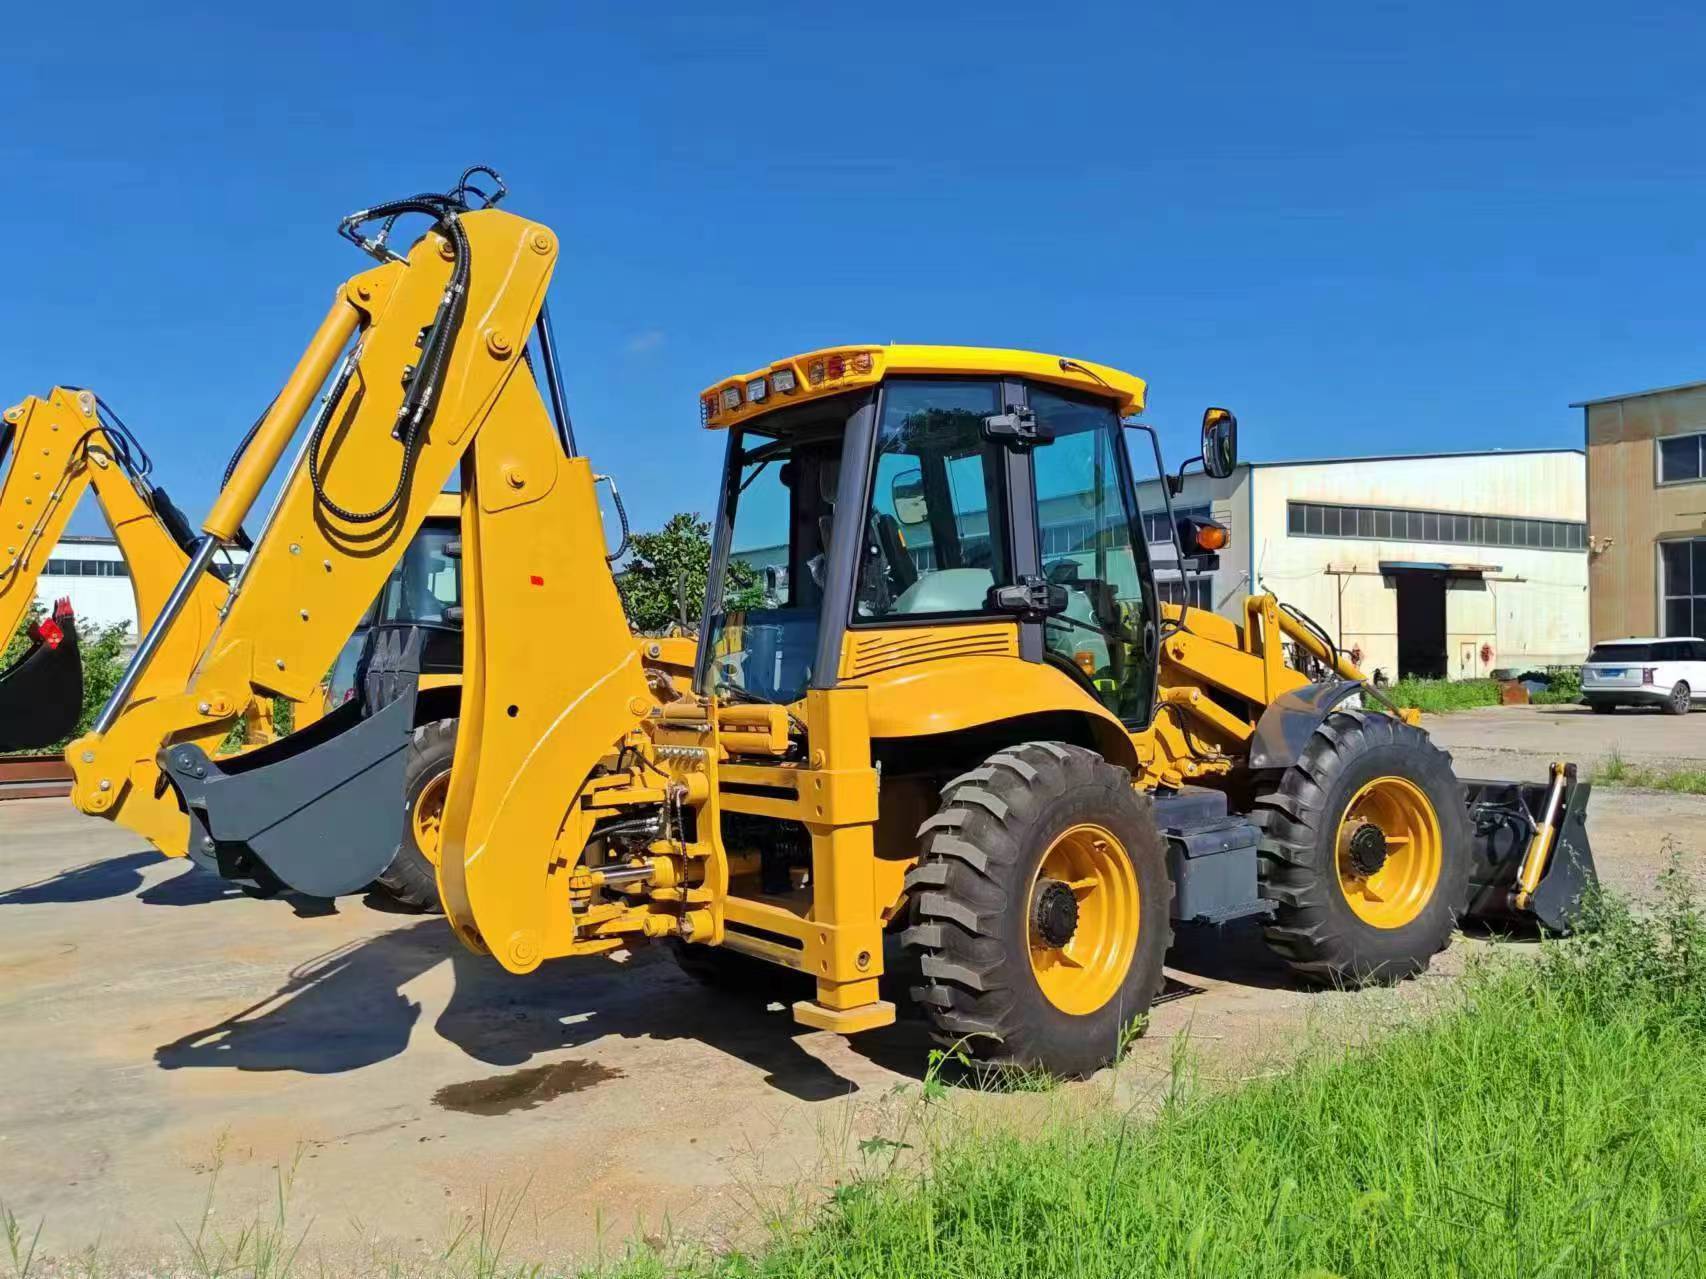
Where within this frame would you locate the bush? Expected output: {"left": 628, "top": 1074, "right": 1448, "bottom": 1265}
{"left": 1385, "top": 676, "right": 1502, "bottom": 714}
{"left": 1530, "top": 665, "right": 1582, "bottom": 705}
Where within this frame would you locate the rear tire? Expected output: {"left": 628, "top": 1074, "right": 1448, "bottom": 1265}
{"left": 1666, "top": 682, "right": 1691, "bottom": 716}
{"left": 902, "top": 742, "right": 1171, "bottom": 1079}
{"left": 1254, "top": 710, "right": 1470, "bottom": 986}
{"left": 372, "top": 718, "right": 455, "bottom": 913}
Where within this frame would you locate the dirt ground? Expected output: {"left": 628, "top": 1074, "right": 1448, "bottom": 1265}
{"left": 1, "top": 702, "right": 1700, "bottom": 1270}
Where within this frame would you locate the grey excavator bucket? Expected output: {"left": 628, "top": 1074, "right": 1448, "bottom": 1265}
{"left": 162, "top": 626, "right": 424, "bottom": 898}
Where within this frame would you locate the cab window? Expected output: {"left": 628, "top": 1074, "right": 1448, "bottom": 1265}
{"left": 856, "top": 379, "right": 1009, "bottom": 619}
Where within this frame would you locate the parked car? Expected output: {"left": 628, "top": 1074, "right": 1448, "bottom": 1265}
{"left": 1581, "top": 637, "right": 1706, "bottom": 715}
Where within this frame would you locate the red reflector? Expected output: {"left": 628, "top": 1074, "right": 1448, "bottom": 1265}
{"left": 826, "top": 354, "right": 846, "bottom": 379}
{"left": 29, "top": 618, "right": 64, "bottom": 649}
{"left": 530, "top": 574, "right": 545, "bottom": 586}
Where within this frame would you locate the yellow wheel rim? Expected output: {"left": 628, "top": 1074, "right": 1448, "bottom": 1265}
{"left": 1027, "top": 823, "right": 1140, "bottom": 1015}
{"left": 409, "top": 768, "right": 450, "bottom": 868}
{"left": 1335, "top": 776, "right": 1443, "bottom": 930}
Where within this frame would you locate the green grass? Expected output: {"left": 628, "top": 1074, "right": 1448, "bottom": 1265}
{"left": 1594, "top": 748, "right": 1706, "bottom": 795}
{"left": 1386, "top": 669, "right": 1582, "bottom": 714}
{"left": 602, "top": 876, "right": 1706, "bottom": 1279}
{"left": 1385, "top": 676, "right": 1503, "bottom": 714}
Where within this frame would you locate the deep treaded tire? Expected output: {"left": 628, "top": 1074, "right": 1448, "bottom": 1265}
{"left": 1254, "top": 710, "right": 1470, "bottom": 985}
{"left": 901, "top": 742, "right": 1171, "bottom": 1078}
{"left": 372, "top": 718, "right": 456, "bottom": 913}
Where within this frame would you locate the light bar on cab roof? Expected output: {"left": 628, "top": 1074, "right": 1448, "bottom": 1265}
{"left": 699, "top": 345, "right": 1145, "bottom": 429}
{"left": 700, "top": 346, "right": 881, "bottom": 427}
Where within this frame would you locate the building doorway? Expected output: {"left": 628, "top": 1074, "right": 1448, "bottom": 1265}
{"left": 1395, "top": 571, "right": 1447, "bottom": 679}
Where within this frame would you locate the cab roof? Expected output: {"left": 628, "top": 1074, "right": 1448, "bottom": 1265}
{"left": 700, "top": 344, "right": 1146, "bottom": 431}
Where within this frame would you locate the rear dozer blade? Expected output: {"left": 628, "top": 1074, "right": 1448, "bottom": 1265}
{"left": 1463, "top": 762, "right": 1597, "bottom": 934}
{"left": 0, "top": 599, "right": 83, "bottom": 752}
{"left": 160, "top": 627, "right": 424, "bottom": 898}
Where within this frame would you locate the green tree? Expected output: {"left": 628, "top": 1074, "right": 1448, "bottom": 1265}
{"left": 618, "top": 512, "right": 762, "bottom": 634}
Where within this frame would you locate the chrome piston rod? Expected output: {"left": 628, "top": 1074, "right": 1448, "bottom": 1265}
{"left": 92, "top": 535, "right": 220, "bottom": 734}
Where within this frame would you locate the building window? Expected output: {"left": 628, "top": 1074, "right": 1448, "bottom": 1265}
{"left": 1156, "top": 575, "right": 1213, "bottom": 609}
{"left": 1660, "top": 539, "right": 1706, "bottom": 637}
{"left": 43, "top": 558, "right": 129, "bottom": 577}
{"left": 1141, "top": 505, "right": 1209, "bottom": 543}
{"left": 1659, "top": 433, "right": 1706, "bottom": 485}
{"left": 1284, "top": 501, "right": 1585, "bottom": 553}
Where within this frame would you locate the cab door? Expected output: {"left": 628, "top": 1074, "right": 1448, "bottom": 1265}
{"left": 1018, "top": 382, "right": 1158, "bottom": 727}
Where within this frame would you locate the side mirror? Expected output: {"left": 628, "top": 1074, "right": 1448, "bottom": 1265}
{"left": 890, "top": 468, "right": 928, "bottom": 525}
{"left": 1201, "top": 408, "right": 1238, "bottom": 479}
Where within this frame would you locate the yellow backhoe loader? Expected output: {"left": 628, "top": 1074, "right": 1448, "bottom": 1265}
{"left": 0, "top": 388, "right": 243, "bottom": 752}
{"left": 73, "top": 174, "right": 1596, "bottom": 1075}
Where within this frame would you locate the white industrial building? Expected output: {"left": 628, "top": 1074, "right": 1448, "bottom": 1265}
{"left": 1138, "top": 449, "right": 1588, "bottom": 681}
{"left": 26, "top": 534, "right": 247, "bottom": 645}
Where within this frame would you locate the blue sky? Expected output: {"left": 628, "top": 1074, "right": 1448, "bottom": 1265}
{"left": 4, "top": 1, "right": 1703, "bottom": 536}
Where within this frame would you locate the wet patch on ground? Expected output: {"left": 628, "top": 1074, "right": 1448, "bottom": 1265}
{"left": 432, "top": 1058, "right": 625, "bottom": 1116}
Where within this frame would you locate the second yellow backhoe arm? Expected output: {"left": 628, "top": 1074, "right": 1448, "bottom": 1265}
{"left": 0, "top": 387, "right": 240, "bottom": 764}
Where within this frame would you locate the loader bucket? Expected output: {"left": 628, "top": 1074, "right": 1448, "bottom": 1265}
{"left": 160, "top": 626, "right": 424, "bottom": 898}
{"left": 0, "top": 600, "right": 83, "bottom": 752}
{"left": 1462, "top": 768, "right": 1597, "bottom": 934}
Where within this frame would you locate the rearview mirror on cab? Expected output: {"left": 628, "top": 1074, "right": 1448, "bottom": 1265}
{"left": 891, "top": 469, "right": 928, "bottom": 525}
{"left": 1202, "top": 408, "right": 1238, "bottom": 479}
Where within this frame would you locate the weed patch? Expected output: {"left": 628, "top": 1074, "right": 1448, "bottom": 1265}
{"left": 1386, "top": 676, "right": 1502, "bottom": 714}
{"left": 1594, "top": 748, "right": 1706, "bottom": 794}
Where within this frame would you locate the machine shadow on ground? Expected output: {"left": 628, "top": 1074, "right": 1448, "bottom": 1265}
{"left": 151, "top": 914, "right": 933, "bottom": 1101}
{"left": 0, "top": 851, "right": 333, "bottom": 915}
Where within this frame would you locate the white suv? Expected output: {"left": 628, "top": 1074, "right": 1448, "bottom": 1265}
{"left": 1582, "top": 637, "right": 1706, "bottom": 715}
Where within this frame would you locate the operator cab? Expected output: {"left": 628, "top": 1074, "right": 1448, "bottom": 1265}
{"left": 698, "top": 346, "right": 1168, "bottom": 727}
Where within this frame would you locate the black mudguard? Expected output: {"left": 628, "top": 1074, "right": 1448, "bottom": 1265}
{"left": 1462, "top": 775, "right": 1598, "bottom": 933}
{"left": 162, "top": 627, "right": 425, "bottom": 898}
{"left": 0, "top": 600, "right": 83, "bottom": 751}
{"left": 1247, "top": 679, "right": 1364, "bottom": 770}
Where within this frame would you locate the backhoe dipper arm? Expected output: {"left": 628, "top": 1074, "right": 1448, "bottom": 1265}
{"left": 65, "top": 207, "right": 577, "bottom": 874}
{"left": 0, "top": 388, "right": 231, "bottom": 758}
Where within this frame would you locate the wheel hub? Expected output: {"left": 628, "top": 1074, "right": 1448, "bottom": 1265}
{"left": 1345, "top": 821, "right": 1388, "bottom": 878}
{"left": 1031, "top": 878, "right": 1080, "bottom": 948}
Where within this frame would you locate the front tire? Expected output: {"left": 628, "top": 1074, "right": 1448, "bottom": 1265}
{"left": 902, "top": 742, "right": 1171, "bottom": 1078}
{"left": 1254, "top": 710, "right": 1470, "bottom": 986}
{"left": 372, "top": 718, "right": 456, "bottom": 913}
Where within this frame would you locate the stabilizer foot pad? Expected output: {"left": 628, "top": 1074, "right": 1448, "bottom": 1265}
{"left": 791, "top": 999, "right": 896, "bottom": 1034}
